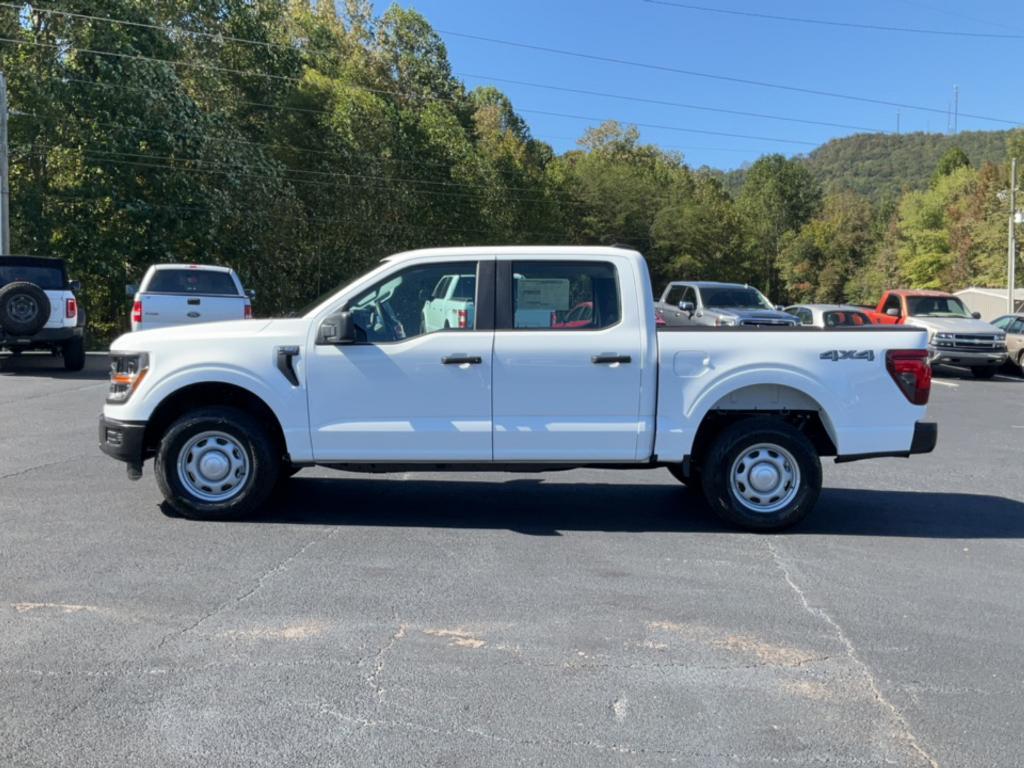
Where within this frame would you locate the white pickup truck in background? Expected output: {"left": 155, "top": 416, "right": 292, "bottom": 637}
{"left": 420, "top": 272, "right": 476, "bottom": 333}
{"left": 131, "top": 264, "right": 254, "bottom": 332}
{"left": 100, "top": 246, "right": 937, "bottom": 531}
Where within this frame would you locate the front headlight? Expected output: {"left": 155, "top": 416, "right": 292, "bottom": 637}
{"left": 931, "top": 332, "right": 955, "bottom": 347}
{"left": 716, "top": 317, "right": 737, "bottom": 327}
{"left": 107, "top": 352, "right": 149, "bottom": 403}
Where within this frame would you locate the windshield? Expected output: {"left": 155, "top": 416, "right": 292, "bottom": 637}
{"left": 700, "top": 286, "right": 773, "bottom": 310}
{"left": 906, "top": 296, "right": 972, "bottom": 318}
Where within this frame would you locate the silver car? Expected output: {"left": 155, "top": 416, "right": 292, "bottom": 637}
{"left": 656, "top": 281, "right": 797, "bottom": 327}
{"left": 992, "top": 313, "right": 1024, "bottom": 371}
{"left": 785, "top": 304, "right": 875, "bottom": 328}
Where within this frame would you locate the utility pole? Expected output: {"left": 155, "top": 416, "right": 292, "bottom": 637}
{"left": 952, "top": 85, "right": 959, "bottom": 134}
{"left": 1010, "top": 158, "right": 1018, "bottom": 314}
{"left": 896, "top": 110, "right": 900, "bottom": 135}
{"left": 0, "top": 72, "right": 9, "bottom": 256}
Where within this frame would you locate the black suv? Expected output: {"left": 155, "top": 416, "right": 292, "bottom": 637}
{"left": 0, "top": 256, "right": 86, "bottom": 371}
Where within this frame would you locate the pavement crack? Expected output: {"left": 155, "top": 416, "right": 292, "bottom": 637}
{"left": 367, "top": 617, "right": 407, "bottom": 704}
{"left": 766, "top": 539, "right": 941, "bottom": 768}
{"left": 156, "top": 526, "right": 338, "bottom": 648}
{"left": 0, "top": 455, "right": 91, "bottom": 481}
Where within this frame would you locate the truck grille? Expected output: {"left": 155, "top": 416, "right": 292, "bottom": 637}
{"left": 949, "top": 334, "right": 1001, "bottom": 351}
{"left": 740, "top": 318, "right": 796, "bottom": 327}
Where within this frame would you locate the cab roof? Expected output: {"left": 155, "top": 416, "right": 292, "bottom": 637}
{"left": 886, "top": 289, "right": 955, "bottom": 298}
{"left": 383, "top": 245, "right": 643, "bottom": 263}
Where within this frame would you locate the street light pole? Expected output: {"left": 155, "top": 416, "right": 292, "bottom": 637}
{"left": 0, "top": 72, "right": 10, "bottom": 256}
{"left": 1010, "top": 158, "right": 1018, "bottom": 314}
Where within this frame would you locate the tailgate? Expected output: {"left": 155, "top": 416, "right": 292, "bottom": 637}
{"left": 138, "top": 293, "right": 246, "bottom": 329}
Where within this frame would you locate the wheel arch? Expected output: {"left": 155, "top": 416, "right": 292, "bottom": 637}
{"left": 143, "top": 382, "right": 288, "bottom": 461}
{"left": 686, "top": 382, "right": 838, "bottom": 474}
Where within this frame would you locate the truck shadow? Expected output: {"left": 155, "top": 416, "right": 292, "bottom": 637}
{"left": 248, "top": 476, "right": 1024, "bottom": 539}
{"left": 0, "top": 352, "right": 109, "bottom": 381}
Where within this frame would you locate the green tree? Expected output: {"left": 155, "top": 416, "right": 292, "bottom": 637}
{"left": 735, "top": 154, "right": 822, "bottom": 299}
{"left": 933, "top": 146, "right": 970, "bottom": 183}
{"left": 777, "top": 192, "right": 875, "bottom": 302}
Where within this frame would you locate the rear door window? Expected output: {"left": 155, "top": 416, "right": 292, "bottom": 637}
{"left": 450, "top": 276, "right": 476, "bottom": 301}
{"left": 507, "top": 262, "right": 619, "bottom": 330}
{"left": 145, "top": 269, "right": 239, "bottom": 295}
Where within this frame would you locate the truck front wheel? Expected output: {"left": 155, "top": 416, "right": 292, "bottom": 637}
{"left": 700, "top": 417, "right": 821, "bottom": 531}
{"left": 155, "top": 406, "right": 279, "bottom": 521}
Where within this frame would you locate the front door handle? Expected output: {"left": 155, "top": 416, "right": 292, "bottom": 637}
{"left": 592, "top": 355, "right": 631, "bottom": 364}
{"left": 442, "top": 355, "right": 482, "bottom": 365}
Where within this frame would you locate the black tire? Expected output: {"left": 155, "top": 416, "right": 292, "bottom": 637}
{"left": 62, "top": 335, "right": 85, "bottom": 371}
{"left": 154, "top": 406, "right": 279, "bottom": 521}
{"left": 970, "top": 366, "right": 997, "bottom": 380}
{"left": 699, "top": 417, "right": 822, "bottom": 532}
{"left": 0, "top": 281, "right": 50, "bottom": 335}
{"left": 1017, "top": 351, "right": 1024, "bottom": 375}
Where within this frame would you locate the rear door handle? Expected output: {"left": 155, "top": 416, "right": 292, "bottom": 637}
{"left": 442, "top": 355, "right": 482, "bottom": 365}
{"left": 592, "top": 355, "right": 631, "bottom": 364}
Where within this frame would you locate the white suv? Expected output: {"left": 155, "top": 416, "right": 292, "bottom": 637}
{"left": 0, "top": 256, "right": 85, "bottom": 370}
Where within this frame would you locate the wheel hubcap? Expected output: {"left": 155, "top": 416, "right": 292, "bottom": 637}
{"left": 177, "top": 431, "right": 250, "bottom": 503}
{"left": 729, "top": 443, "right": 800, "bottom": 514}
{"left": 8, "top": 295, "right": 38, "bottom": 323}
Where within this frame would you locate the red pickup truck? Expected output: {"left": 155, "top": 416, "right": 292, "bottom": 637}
{"left": 865, "top": 290, "right": 1008, "bottom": 378}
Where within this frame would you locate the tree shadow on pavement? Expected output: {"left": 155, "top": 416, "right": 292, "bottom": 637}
{"left": 244, "top": 476, "right": 1024, "bottom": 539}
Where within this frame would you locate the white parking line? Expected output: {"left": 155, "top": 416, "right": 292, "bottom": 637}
{"left": 931, "top": 380, "right": 959, "bottom": 388}
{"left": 995, "top": 375, "right": 1021, "bottom": 382}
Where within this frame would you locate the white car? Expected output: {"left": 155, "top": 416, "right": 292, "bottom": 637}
{"left": 131, "top": 264, "right": 254, "bottom": 332}
{"left": 420, "top": 272, "right": 476, "bottom": 333}
{"left": 785, "top": 304, "right": 875, "bottom": 328}
{"left": 100, "top": 246, "right": 937, "bottom": 531}
{"left": 0, "top": 256, "right": 85, "bottom": 370}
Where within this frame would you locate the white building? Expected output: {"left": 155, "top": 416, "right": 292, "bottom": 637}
{"left": 954, "top": 287, "right": 1024, "bottom": 320}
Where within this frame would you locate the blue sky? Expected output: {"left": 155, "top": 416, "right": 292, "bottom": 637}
{"left": 392, "top": 0, "right": 1021, "bottom": 170}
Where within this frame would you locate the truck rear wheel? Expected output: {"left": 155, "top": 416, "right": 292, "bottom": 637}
{"left": 700, "top": 417, "right": 821, "bottom": 531}
{"left": 155, "top": 406, "right": 279, "bottom": 521}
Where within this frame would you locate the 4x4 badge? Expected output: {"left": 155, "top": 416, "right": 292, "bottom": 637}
{"left": 820, "top": 350, "right": 875, "bottom": 362}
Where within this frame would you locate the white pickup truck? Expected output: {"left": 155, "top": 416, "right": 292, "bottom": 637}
{"left": 131, "top": 264, "right": 254, "bottom": 332}
{"left": 99, "top": 247, "right": 936, "bottom": 531}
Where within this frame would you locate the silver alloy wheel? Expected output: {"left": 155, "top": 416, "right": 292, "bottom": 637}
{"left": 7, "top": 295, "right": 39, "bottom": 324}
{"left": 177, "top": 430, "right": 250, "bottom": 503}
{"left": 729, "top": 442, "right": 801, "bottom": 514}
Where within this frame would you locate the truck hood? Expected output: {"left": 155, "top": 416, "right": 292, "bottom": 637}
{"left": 715, "top": 308, "right": 796, "bottom": 324}
{"left": 111, "top": 319, "right": 274, "bottom": 351}
{"left": 904, "top": 316, "right": 1000, "bottom": 335}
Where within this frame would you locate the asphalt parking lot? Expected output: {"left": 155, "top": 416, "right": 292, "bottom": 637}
{"left": 1, "top": 353, "right": 1023, "bottom": 767}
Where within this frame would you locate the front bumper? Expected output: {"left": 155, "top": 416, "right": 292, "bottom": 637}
{"left": 835, "top": 421, "right": 937, "bottom": 463}
{"left": 98, "top": 414, "right": 147, "bottom": 468}
{"left": 928, "top": 346, "right": 1007, "bottom": 368}
{"left": 1, "top": 325, "right": 82, "bottom": 347}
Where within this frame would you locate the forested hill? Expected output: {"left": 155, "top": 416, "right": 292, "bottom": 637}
{"left": 725, "top": 130, "right": 1011, "bottom": 201}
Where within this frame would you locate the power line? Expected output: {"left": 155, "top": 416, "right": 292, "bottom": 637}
{"left": 516, "top": 108, "right": 814, "bottom": 145}
{"left": 433, "top": 28, "right": 1023, "bottom": 126}
{"left": 640, "top": 0, "right": 1024, "bottom": 39}
{"left": 0, "top": 36, "right": 828, "bottom": 147}
{"left": 457, "top": 72, "right": 881, "bottom": 132}
{"left": 3, "top": 0, "right": 885, "bottom": 135}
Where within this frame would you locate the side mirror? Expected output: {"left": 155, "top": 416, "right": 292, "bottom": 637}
{"left": 885, "top": 308, "right": 901, "bottom": 318}
{"left": 317, "top": 310, "right": 356, "bottom": 345}
{"left": 68, "top": 280, "right": 81, "bottom": 293}
{"left": 245, "top": 288, "right": 256, "bottom": 300}
{"left": 678, "top": 301, "right": 695, "bottom": 314}
{"left": 971, "top": 311, "right": 981, "bottom": 320}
